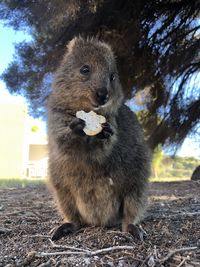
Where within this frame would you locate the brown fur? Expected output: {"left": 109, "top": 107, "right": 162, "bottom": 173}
{"left": 47, "top": 37, "right": 151, "bottom": 238}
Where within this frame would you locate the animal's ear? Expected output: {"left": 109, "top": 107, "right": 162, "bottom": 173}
{"left": 66, "top": 37, "right": 78, "bottom": 53}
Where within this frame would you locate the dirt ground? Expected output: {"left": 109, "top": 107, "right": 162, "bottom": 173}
{"left": 0, "top": 181, "right": 199, "bottom": 267}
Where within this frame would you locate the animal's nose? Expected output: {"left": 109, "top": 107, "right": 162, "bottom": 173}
{"left": 96, "top": 87, "right": 109, "bottom": 105}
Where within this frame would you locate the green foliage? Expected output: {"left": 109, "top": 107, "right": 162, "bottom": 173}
{"left": 152, "top": 145, "right": 163, "bottom": 178}
{"left": 0, "top": 178, "right": 45, "bottom": 187}
{"left": 151, "top": 155, "right": 200, "bottom": 181}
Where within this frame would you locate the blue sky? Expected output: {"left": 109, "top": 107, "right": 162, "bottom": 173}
{"left": 0, "top": 23, "right": 30, "bottom": 103}
{"left": 0, "top": 23, "right": 199, "bottom": 158}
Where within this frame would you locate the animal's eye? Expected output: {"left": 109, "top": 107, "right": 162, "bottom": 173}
{"left": 110, "top": 73, "right": 116, "bottom": 82}
{"left": 80, "top": 65, "right": 90, "bottom": 75}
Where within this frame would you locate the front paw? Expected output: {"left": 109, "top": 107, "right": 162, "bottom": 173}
{"left": 69, "top": 118, "right": 86, "bottom": 136}
{"left": 97, "top": 122, "right": 113, "bottom": 139}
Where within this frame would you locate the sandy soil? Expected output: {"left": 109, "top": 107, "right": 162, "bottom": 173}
{"left": 0, "top": 181, "right": 199, "bottom": 267}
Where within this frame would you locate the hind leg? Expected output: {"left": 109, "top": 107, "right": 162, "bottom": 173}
{"left": 51, "top": 185, "right": 82, "bottom": 241}
{"left": 122, "top": 194, "right": 147, "bottom": 240}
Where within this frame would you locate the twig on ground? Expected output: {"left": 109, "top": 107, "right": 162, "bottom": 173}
{"left": 177, "top": 258, "right": 187, "bottom": 267}
{"left": 29, "top": 235, "right": 51, "bottom": 238}
{"left": 159, "top": 246, "right": 198, "bottom": 263}
{"left": 90, "top": 245, "right": 135, "bottom": 255}
{"left": 49, "top": 239, "right": 91, "bottom": 253}
{"left": 36, "top": 245, "right": 136, "bottom": 257}
{"left": 37, "top": 251, "right": 86, "bottom": 257}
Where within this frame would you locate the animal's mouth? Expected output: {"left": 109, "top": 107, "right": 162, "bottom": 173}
{"left": 90, "top": 93, "right": 110, "bottom": 109}
{"left": 77, "top": 91, "right": 111, "bottom": 113}
{"left": 89, "top": 96, "right": 100, "bottom": 109}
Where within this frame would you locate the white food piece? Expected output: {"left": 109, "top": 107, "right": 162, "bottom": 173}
{"left": 76, "top": 110, "right": 106, "bottom": 136}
